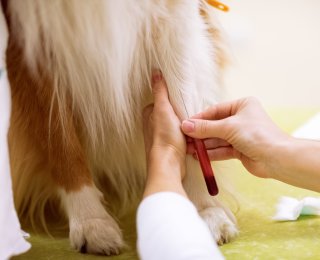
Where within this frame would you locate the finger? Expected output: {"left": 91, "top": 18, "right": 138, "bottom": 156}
{"left": 151, "top": 70, "right": 170, "bottom": 107}
{"left": 181, "top": 118, "right": 230, "bottom": 140}
{"left": 191, "top": 99, "right": 244, "bottom": 120}
{"left": 204, "top": 138, "right": 230, "bottom": 150}
{"left": 206, "top": 147, "right": 239, "bottom": 161}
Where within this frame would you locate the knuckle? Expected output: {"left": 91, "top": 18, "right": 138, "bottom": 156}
{"left": 152, "top": 81, "right": 165, "bottom": 95}
{"left": 198, "top": 120, "right": 209, "bottom": 136}
{"left": 152, "top": 84, "right": 162, "bottom": 95}
{"left": 221, "top": 118, "right": 234, "bottom": 138}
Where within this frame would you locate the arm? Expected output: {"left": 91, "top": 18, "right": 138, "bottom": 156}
{"left": 138, "top": 71, "right": 224, "bottom": 260}
{"left": 181, "top": 97, "right": 320, "bottom": 192}
{"left": 270, "top": 137, "right": 320, "bottom": 192}
{"left": 142, "top": 70, "right": 187, "bottom": 198}
{"left": 137, "top": 192, "right": 224, "bottom": 260}
{"left": 143, "top": 148, "right": 187, "bottom": 198}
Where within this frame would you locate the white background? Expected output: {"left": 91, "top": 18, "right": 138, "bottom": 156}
{"left": 218, "top": 0, "right": 320, "bottom": 107}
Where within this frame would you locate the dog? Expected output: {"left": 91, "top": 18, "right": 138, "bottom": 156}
{"left": 2, "top": 0, "right": 238, "bottom": 255}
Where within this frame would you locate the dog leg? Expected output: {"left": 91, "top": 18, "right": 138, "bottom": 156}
{"left": 46, "top": 108, "right": 124, "bottom": 255}
{"left": 6, "top": 37, "right": 124, "bottom": 255}
{"left": 50, "top": 128, "right": 124, "bottom": 255}
{"left": 151, "top": 0, "right": 238, "bottom": 244}
{"left": 183, "top": 159, "right": 238, "bottom": 244}
{"left": 60, "top": 186, "right": 123, "bottom": 254}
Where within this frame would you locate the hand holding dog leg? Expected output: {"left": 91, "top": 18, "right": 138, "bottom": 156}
{"left": 182, "top": 97, "right": 320, "bottom": 192}
{"left": 142, "top": 71, "right": 187, "bottom": 198}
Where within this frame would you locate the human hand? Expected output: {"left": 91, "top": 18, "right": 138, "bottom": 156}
{"left": 142, "top": 71, "right": 187, "bottom": 198}
{"left": 181, "top": 97, "right": 291, "bottom": 178}
{"left": 143, "top": 71, "right": 187, "bottom": 170}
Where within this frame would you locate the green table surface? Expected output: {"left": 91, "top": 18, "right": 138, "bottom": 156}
{"left": 14, "top": 107, "right": 320, "bottom": 260}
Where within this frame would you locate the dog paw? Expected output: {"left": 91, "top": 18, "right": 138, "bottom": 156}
{"left": 69, "top": 216, "right": 124, "bottom": 255}
{"left": 199, "top": 207, "right": 238, "bottom": 245}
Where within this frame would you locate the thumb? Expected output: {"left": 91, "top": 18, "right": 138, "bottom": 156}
{"left": 151, "top": 70, "right": 169, "bottom": 107}
{"left": 181, "top": 119, "right": 227, "bottom": 139}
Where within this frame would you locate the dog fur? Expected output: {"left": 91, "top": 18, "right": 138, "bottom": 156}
{"left": 3, "top": 0, "right": 238, "bottom": 255}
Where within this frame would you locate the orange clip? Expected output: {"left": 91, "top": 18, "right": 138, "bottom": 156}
{"left": 206, "top": 0, "right": 229, "bottom": 12}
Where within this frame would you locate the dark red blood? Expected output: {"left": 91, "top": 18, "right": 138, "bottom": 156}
{"left": 193, "top": 138, "right": 219, "bottom": 196}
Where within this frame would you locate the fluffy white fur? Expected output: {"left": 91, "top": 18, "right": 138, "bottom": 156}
{"left": 8, "top": 0, "right": 237, "bottom": 254}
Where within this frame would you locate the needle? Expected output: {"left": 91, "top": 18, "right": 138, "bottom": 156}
{"left": 179, "top": 91, "right": 219, "bottom": 196}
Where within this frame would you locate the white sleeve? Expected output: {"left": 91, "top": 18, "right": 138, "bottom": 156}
{"left": 137, "top": 192, "right": 224, "bottom": 260}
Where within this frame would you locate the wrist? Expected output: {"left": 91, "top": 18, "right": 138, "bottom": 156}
{"left": 148, "top": 145, "right": 186, "bottom": 179}
{"left": 269, "top": 137, "right": 320, "bottom": 192}
{"left": 261, "top": 133, "right": 293, "bottom": 179}
{"left": 143, "top": 146, "right": 187, "bottom": 198}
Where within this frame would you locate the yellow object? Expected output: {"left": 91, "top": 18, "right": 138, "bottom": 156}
{"left": 207, "top": 0, "right": 229, "bottom": 12}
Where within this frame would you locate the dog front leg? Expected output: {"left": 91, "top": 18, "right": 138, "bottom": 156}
{"left": 48, "top": 110, "right": 124, "bottom": 254}
{"left": 6, "top": 38, "right": 124, "bottom": 254}
{"left": 42, "top": 103, "right": 124, "bottom": 254}
{"left": 151, "top": 0, "right": 238, "bottom": 244}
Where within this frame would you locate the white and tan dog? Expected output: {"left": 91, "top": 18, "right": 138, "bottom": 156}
{"left": 2, "top": 0, "right": 237, "bottom": 255}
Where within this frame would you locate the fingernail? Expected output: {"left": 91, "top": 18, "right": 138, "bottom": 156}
{"left": 182, "top": 120, "right": 195, "bottom": 133}
{"left": 152, "top": 69, "right": 162, "bottom": 84}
